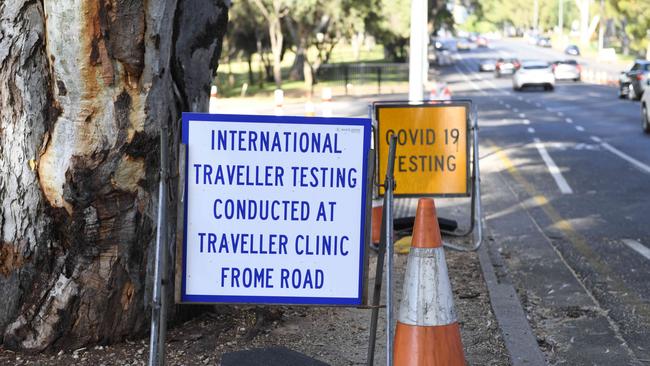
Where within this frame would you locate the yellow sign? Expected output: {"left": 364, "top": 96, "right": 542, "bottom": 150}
{"left": 376, "top": 102, "right": 469, "bottom": 196}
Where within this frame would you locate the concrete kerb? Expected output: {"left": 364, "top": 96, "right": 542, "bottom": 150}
{"left": 477, "top": 226, "right": 547, "bottom": 366}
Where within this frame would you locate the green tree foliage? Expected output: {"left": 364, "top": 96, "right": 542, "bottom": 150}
{"left": 228, "top": 0, "right": 373, "bottom": 88}
{"left": 609, "top": 0, "right": 650, "bottom": 56}
{"left": 365, "top": 0, "right": 410, "bottom": 61}
{"left": 469, "top": 0, "right": 578, "bottom": 33}
{"left": 283, "top": 0, "right": 373, "bottom": 84}
{"left": 227, "top": 1, "right": 268, "bottom": 85}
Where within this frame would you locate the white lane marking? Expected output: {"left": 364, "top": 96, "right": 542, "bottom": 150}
{"left": 453, "top": 64, "right": 486, "bottom": 95}
{"left": 533, "top": 138, "right": 574, "bottom": 194}
{"left": 535, "top": 103, "right": 542, "bottom": 107}
{"left": 457, "top": 58, "right": 510, "bottom": 95}
{"left": 557, "top": 112, "right": 564, "bottom": 117}
{"left": 519, "top": 113, "right": 526, "bottom": 118}
{"left": 566, "top": 118, "right": 573, "bottom": 123}
{"left": 622, "top": 239, "right": 650, "bottom": 261}
{"left": 528, "top": 127, "right": 536, "bottom": 133}
{"left": 505, "top": 104, "right": 511, "bottom": 108}
{"left": 600, "top": 142, "right": 650, "bottom": 174}
{"left": 522, "top": 119, "right": 530, "bottom": 125}
{"left": 590, "top": 136, "right": 602, "bottom": 143}
{"left": 513, "top": 108, "right": 519, "bottom": 113}
{"left": 575, "top": 126, "right": 585, "bottom": 131}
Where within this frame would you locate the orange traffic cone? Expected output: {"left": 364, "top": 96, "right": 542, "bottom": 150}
{"left": 393, "top": 198, "right": 465, "bottom": 366}
{"left": 371, "top": 205, "right": 383, "bottom": 246}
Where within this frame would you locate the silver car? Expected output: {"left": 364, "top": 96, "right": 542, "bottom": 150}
{"left": 641, "top": 80, "right": 650, "bottom": 133}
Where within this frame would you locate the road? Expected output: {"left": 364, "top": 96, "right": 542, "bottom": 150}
{"left": 444, "top": 39, "right": 650, "bottom": 365}
{"left": 215, "top": 40, "right": 649, "bottom": 364}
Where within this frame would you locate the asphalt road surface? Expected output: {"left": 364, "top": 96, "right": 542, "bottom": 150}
{"left": 445, "top": 39, "right": 650, "bottom": 365}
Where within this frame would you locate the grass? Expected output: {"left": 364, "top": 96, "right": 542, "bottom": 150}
{"left": 214, "top": 44, "right": 405, "bottom": 99}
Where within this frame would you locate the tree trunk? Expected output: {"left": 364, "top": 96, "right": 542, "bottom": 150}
{"left": 0, "top": 0, "right": 228, "bottom": 351}
{"left": 269, "top": 17, "right": 284, "bottom": 88}
{"left": 289, "top": 46, "right": 306, "bottom": 81}
{"left": 247, "top": 54, "right": 255, "bottom": 85}
{"left": 285, "top": 17, "right": 305, "bottom": 82}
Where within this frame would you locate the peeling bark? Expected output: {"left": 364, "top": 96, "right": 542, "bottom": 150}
{"left": 0, "top": 0, "right": 228, "bottom": 351}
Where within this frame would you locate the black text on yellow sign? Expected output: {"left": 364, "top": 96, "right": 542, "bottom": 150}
{"left": 376, "top": 103, "right": 469, "bottom": 196}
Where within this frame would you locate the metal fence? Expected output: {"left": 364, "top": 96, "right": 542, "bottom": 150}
{"left": 317, "top": 63, "right": 409, "bottom": 94}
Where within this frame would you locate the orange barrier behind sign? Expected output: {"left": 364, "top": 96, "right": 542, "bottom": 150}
{"left": 376, "top": 102, "right": 470, "bottom": 196}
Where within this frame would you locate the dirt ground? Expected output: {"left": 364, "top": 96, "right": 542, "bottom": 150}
{"left": 0, "top": 238, "right": 509, "bottom": 366}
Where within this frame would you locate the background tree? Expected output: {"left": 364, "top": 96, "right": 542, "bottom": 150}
{"left": 366, "top": 0, "right": 411, "bottom": 61}
{"left": 228, "top": 1, "right": 267, "bottom": 86}
{"left": 283, "top": 0, "right": 373, "bottom": 90}
{"left": 252, "top": 0, "right": 288, "bottom": 88}
{"left": 0, "top": 0, "right": 228, "bottom": 351}
{"left": 609, "top": 0, "right": 650, "bottom": 56}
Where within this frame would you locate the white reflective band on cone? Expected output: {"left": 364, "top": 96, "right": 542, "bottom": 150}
{"left": 397, "top": 247, "right": 457, "bottom": 326}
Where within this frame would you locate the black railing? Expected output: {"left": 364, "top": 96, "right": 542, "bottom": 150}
{"left": 317, "top": 63, "right": 409, "bottom": 94}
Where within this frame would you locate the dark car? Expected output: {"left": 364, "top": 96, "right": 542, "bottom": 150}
{"left": 537, "top": 37, "right": 552, "bottom": 48}
{"left": 478, "top": 59, "right": 496, "bottom": 72}
{"left": 564, "top": 45, "right": 580, "bottom": 56}
{"left": 619, "top": 60, "right": 650, "bottom": 100}
{"left": 494, "top": 58, "right": 520, "bottom": 78}
{"left": 642, "top": 86, "right": 650, "bottom": 133}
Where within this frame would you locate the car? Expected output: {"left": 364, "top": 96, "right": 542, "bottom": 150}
{"left": 457, "top": 37, "right": 475, "bottom": 51}
{"left": 641, "top": 81, "right": 650, "bottom": 133}
{"left": 564, "top": 45, "right": 580, "bottom": 56}
{"left": 434, "top": 46, "right": 453, "bottom": 66}
{"left": 494, "top": 58, "right": 520, "bottom": 78}
{"left": 552, "top": 60, "right": 581, "bottom": 81}
{"left": 537, "top": 37, "right": 552, "bottom": 48}
{"left": 513, "top": 61, "right": 555, "bottom": 91}
{"left": 431, "top": 38, "right": 456, "bottom": 66}
{"left": 619, "top": 60, "right": 650, "bottom": 100}
{"left": 476, "top": 36, "right": 488, "bottom": 48}
{"left": 479, "top": 59, "right": 496, "bottom": 72}
{"left": 527, "top": 35, "right": 540, "bottom": 45}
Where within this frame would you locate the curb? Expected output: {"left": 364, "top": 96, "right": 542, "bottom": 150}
{"left": 477, "top": 231, "right": 547, "bottom": 366}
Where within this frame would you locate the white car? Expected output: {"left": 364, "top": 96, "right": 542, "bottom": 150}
{"left": 552, "top": 60, "right": 581, "bottom": 81}
{"left": 641, "top": 81, "right": 650, "bottom": 133}
{"left": 513, "top": 61, "right": 555, "bottom": 91}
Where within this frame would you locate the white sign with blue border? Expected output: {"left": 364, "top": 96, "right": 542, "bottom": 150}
{"left": 180, "top": 113, "right": 371, "bottom": 306}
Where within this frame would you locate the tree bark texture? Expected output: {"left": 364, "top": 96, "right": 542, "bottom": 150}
{"left": 0, "top": 0, "right": 228, "bottom": 351}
